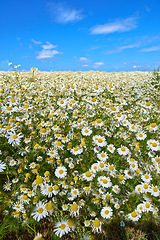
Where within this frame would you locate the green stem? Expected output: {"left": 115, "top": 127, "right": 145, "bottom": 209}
{"left": 26, "top": 223, "right": 37, "bottom": 234}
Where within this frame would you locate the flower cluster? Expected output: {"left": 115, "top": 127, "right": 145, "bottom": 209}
{"left": 0, "top": 70, "right": 159, "bottom": 238}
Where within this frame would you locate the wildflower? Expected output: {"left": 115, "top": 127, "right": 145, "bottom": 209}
{"left": 97, "top": 151, "right": 108, "bottom": 161}
{"left": 3, "top": 182, "right": 12, "bottom": 191}
{"left": 84, "top": 220, "right": 91, "bottom": 227}
{"left": 93, "top": 135, "right": 107, "bottom": 147}
{"left": 98, "top": 176, "right": 112, "bottom": 188}
{"left": 33, "top": 233, "right": 44, "bottom": 240}
{"left": 81, "top": 127, "right": 92, "bottom": 136}
{"left": 107, "top": 144, "right": 115, "bottom": 153}
{"left": 136, "top": 203, "right": 145, "bottom": 213}
{"left": 70, "top": 202, "right": 80, "bottom": 217}
{"left": 55, "top": 166, "right": 67, "bottom": 178}
{"left": 82, "top": 170, "right": 95, "bottom": 181}
{"left": 112, "top": 185, "right": 120, "bottom": 194}
{"left": 54, "top": 221, "right": 70, "bottom": 238}
{"left": 0, "top": 160, "right": 6, "bottom": 172}
{"left": 7, "top": 131, "right": 23, "bottom": 146}
{"left": 141, "top": 173, "right": 152, "bottom": 183}
{"left": 92, "top": 218, "right": 102, "bottom": 233}
{"left": 128, "top": 211, "right": 140, "bottom": 221}
{"left": 117, "top": 146, "right": 129, "bottom": 156}
{"left": 32, "top": 202, "right": 48, "bottom": 222}
{"left": 136, "top": 132, "right": 147, "bottom": 140}
{"left": 150, "top": 185, "right": 159, "bottom": 197}
{"left": 100, "top": 206, "right": 113, "bottom": 219}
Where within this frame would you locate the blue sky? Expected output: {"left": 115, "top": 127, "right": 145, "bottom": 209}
{"left": 0, "top": 0, "right": 160, "bottom": 71}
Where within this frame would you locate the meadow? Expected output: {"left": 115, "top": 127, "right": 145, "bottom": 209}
{"left": 0, "top": 70, "right": 160, "bottom": 240}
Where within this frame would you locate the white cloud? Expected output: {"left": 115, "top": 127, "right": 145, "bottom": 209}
{"left": 106, "top": 43, "right": 140, "bottom": 54}
{"left": 42, "top": 41, "right": 57, "bottom": 50}
{"left": 36, "top": 41, "right": 62, "bottom": 60}
{"left": 133, "top": 65, "right": 141, "bottom": 68}
{"left": 32, "top": 39, "right": 42, "bottom": 44}
{"left": 79, "top": 57, "right": 90, "bottom": 63}
{"left": 139, "top": 45, "right": 160, "bottom": 52}
{"left": 36, "top": 49, "right": 62, "bottom": 60}
{"left": 93, "top": 62, "right": 104, "bottom": 68}
{"left": 47, "top": 2, "right": 84, "bottom": 23}
{"left": 91, "top": 17, "right": 138, "bottom": 35}
{"left": 82, "top": 65, "right": 88, "bottom": 67}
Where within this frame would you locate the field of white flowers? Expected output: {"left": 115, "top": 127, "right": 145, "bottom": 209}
{"left": 0, "top": 70, "right": 159, "bottom": 240}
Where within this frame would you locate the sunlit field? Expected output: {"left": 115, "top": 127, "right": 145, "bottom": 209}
{"left": 0, "top": 70, "right": 160, "bottom": 240}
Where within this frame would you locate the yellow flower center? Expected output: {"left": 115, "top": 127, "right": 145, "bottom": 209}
{"left": 153, "top": 187, "right": 158, "bottom": 192}
{"left": 151, "top": 123, "right": 156, "bottom": 128}
{"left": 104, "top": 210, "right": 109, "bottom": 215}
{"left": 35, "top": 176, "right": 43, "bottom": 185}
{"left": 100, "top": 163, "right": 104, "bottom": 168}
{"left": 40, "top": 128, "right": 46, "bottom": 133}
{"left": 97, "top": 119, "right": 102, "bottom": 123}
{"left": 48, "top": 187, "right": 53, "bottom": 192}
{"left": 131, "top": 212, "right": 137, "bottom": 217}
{"left": 60, "top": 100, "right": 64, "bottom": 104}
{"left": 144, "top": 184, "right": 148, "bottom": 189}
{"left": 38, "top": 208, "right": 44, "bottom": 214}
{"left": 93, "top": 219, "right": 100, "bottom": 228}
{"left": 59, "top": 170, "right": 64, "bottom": 174}
{"left": 145, "top": 203, "right": 150, "bottom": 208}
{"left": 86, "top": 171, "right": 91, "bottom": 177}
{"left": 103, "top": 179, "right": 108, "bottom": 184}
{"left": 22, "top": 195, "right": 28, "bottom": 200}
{"left": 109, "top": 166, "right": 114, "bottom": 171}
{"left": 45, "top": 202, "right": 53, "bottom": 211}
{"left": 139, "top": 134, "right": 143, "bottom": 137}
{"left": 98, "top": 138, "right": 103, "bottom": 143}
{"left": 60, "top": 224, "right": 66, "bottom": 229}
{"left": 71, "top": 204, "right": 78, "bottom": 212}
{"left": 121, "top": 147, "right": 126, "bottom": 151}
{"left": 56, "top": 141, "right": 62, "bottom": 146}
{"left": 12, "top": 135, "right": 18, "bottom": 139}
{"left": 67, "top": 219, "right": 75, "bottom": 227}
{"left": 101, "top": 153, "right": 105, "bottom": 158}
{"left": 152, "top": 143, "right": 157, "bottom": 147}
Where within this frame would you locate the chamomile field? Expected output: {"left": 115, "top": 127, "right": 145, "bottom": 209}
{"left": 0, "top": 70, "right": 160, "bottom": 240}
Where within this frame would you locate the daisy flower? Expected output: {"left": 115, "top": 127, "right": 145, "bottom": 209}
{"left": 82, "top": 170, "right": 95, "bottom": 181}
{"left": 71, "top": 146, "right": 83, "bottom": 155}
{"left": 7, "top": 131, "right": 23, "bottom": 146}
{"left": 136, "top": 132, "right": 147, "bottom": 140}
{"left": 33, "top": 233, "right": 44, "bottom": 240}
{"left": 92, "top": 218, "right": 102, "bottom": 233}
{"left": 31, "top": 202, "right": 48, "bottom": 222}
{"left": 93, "top": 135, "right": 107, "bottom": 147}
{"left": 70, "top": 202, "right": 80, "bottom": 217}
{"left": 55, "top": 166, "right": 67, "bottom": 178}
{"left": 127, "top": 211, "right": 140, "bottom": 222}
{"left": 97, "top": 151, "right": 108, "bottom": 161}
{"left": 150, "top": 185, "right": 159, "bottom": 197}
{"left": 117, "top": 146, "right": 129, "bottom": 156}
{"left": 143, "top": 202, "right": 153, "bottom": 212}
{"left": 91, "top": 163, "right": 99, "bottom": 173}
{"left": 98, "top": 176, "right": 112, "bottom": 188}
{"left": 0, "top": 160, "right": 6, "bottom": 172}
{"left": 81, "top": 127, "right": 92, "bottom": 136}
{"left": 54, "top": 220, "right": 70, "bottom": 238}
{"left": 57, "top": 99, "right": 67, "bottom": 108}
{"left": 141, "top": 173, "right": 152, "bottom": 183}
{"left": 107, "top": 144, "right": 115, "bottom": 153}
{"left": 135, "top": 184, "right": 143, "bottom": 194}
{"left": 112, "top": 185, "right": 120, "bottom": 194}
{"left": 100, "top": 206, "right": 113, "bottom": 219}
{"left": 3, "top": 182, "right": 12, "bottom": 191}
{"left": 136, "top": 203, "right": 145, "bottom": 213}
{"left": 84, "top": 220, "right": 91, "bottom": 227}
